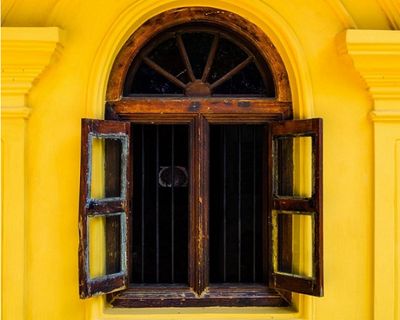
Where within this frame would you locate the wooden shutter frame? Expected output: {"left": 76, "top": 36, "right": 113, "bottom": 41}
{"left": 78, "top": 119, "right": 131, "bottom": 298}
{"left": 268, "top": 118, "right": 323, "bottom": 297}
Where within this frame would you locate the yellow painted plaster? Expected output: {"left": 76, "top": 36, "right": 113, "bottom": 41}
{"left": 2, "top": 1, "right": 395, "bottom": 319}
{"left": 343, "top": 29, "right": 400, "bottom": 320}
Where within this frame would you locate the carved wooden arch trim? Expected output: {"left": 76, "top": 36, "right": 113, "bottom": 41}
{"left": 106, "top": 7, "right": 291, "bottom": 103}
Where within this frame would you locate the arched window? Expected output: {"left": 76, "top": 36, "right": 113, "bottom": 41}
{"left": 123, "top": 25, "right": 275, "bottom": 97}
{"left": 78, "top": 8, "right": 323, "bottom": 307}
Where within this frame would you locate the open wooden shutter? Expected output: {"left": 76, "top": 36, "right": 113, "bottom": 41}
{"left": 268, "top": 118, "right": 323, "bottom": 296}
{"left": 79, "top": 119, "right": 131, "bottom": 298}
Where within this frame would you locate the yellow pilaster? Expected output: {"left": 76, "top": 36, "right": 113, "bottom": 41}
{"left": 343, "top": 29, "right": 400, "bottom": 320}
{"left": 1, "top": 27, "right": 62, "bottom": 320}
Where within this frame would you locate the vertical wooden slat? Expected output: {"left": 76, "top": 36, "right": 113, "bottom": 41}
{"left": 313, "top": 122, "right": 324, "bottom": 296}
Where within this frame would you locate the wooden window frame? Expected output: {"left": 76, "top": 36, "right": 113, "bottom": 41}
{"left": 106, "top": 108, "right": 292, "bottom": 307}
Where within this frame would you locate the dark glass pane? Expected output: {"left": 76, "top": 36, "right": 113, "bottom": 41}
{"left": 129, "top": 63, "right": 184, "bottom": 95}
{"left": 131, "top": 124, "right": 189, "bottom": 284}
{"left": 182, "top": 32, "right": 214, "bottom": 79}
{"left": 273, "top": 136, "right": 312, "bottom": 198}
{"left": 207, "top": 37, "right": 247, "bottom": 84}
{"left": 90, "top": 137, "right": 125, "bottom": 200}
{"left": 273, "top": 211, "right": 314, "bottom": 278}
{"left": 148, "top": 37, "right": 189, "bottom": 84}
{"left": 209, "top": 125, "right": 264, "bottom": 283}
{"left": 105, "top": 139, "right": 122, "bottom": 198}
{"left": 213, "top": 62, "right": 274, "bottom": 96}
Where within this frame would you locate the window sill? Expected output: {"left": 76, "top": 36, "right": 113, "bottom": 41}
{"left": 108, "top": 284, "right": 289, "bottom": 308}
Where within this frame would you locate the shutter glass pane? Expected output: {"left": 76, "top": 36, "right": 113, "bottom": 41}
{"left": 88, "top": 213, "right": 126, "bottom": 279}
{"left": 273, "top": 136, "right": 312, "bottom": 198}
{"left": 89, "top": 136, "right": 125, "bottom": 200}
{"left": 272, "top": 210, "right": 313, "bottom": 278}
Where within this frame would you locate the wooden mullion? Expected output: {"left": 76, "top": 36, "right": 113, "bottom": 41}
{"left": 199, "top": 115, "right": 210, "bottom": 294}
{"left": 189, "top": 115, "right": 209, "bottom": 295}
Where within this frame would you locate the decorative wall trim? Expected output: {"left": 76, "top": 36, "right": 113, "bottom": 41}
{"left": 1, "top": 27, "right": 62, "bottom": 320}
{"left": 1, "top": 107, "right": 31, "bottom": 119}
{"left": 377, "top": 0, "right": 400, "bottom": 30}
{"left": 1, "top": 27, "right": 63, "bottom": 108}
{"left": 341, "top": 30, "right": 400, "bottom": 107}
{"left": 370, "top": 110, "right": 400, "bottom": 122}
{"left": 325, "top": 0, "right": 357, "bottom": 29}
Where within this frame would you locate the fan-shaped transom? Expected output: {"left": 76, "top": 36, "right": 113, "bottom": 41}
{"left": 123, "top": 26, "right": 276, "bottom": 97}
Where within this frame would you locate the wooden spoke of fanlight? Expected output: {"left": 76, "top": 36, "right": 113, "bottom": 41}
{"left": 176, "top": 33, "right": 196, "bottom": 82}
{"left": 142, "top": 34, "right": 254, "bottom": 94}
{"left": 209, "top": 56, "right": 253, "bottom": 90}
{"left": 201, "top": 34, "right": 219, "bottom": 82}
{"left": 142, "top": 56, "right": 186, "bottom": 89}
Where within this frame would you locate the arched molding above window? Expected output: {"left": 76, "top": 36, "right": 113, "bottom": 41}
{"left": 84, "top": 1, "right": 315, "bottom": 121}
{"left": 107, "top": 9, "right": 289, "bottom": 102}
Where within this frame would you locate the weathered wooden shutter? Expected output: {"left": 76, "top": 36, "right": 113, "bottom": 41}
{"left": 78, "top": 119, "right": 131, "bottom": 298}
{"left": 268, "top": 118, "right": 323, "bottom": 296}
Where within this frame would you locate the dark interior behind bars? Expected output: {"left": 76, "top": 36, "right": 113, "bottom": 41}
{"left": 131, "top": 124, "right": 264, "bottom": 284}
{"left": 131, "top": 124, "right": 189, "bottom": 284}
{"left": 209, "top": 125, "right": 264, "bottom": 284}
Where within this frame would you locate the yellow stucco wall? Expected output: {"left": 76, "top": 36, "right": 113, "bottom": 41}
{"left": 1, "top": 1, "right": 399, "bottom": 319}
